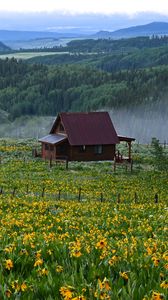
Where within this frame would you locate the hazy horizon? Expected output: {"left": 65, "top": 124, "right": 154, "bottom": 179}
{"left": 0, "top": 0, "right": 168, "bottom": 33}
{"left": 0, "top": 11, "right": 168, "bottom": 34}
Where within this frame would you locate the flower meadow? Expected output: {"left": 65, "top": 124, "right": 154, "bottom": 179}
{"left": 0, "top": 140, "right": 168, "bottom": 300}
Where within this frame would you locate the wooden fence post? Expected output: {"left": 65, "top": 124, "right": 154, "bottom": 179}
{"left": 154, "top": 193, "right": 158, "bottom": 204}
{"left": 134, "top": 192, "right": 138, "bottom": 203}
{"left": 117, "top": 193, "right": 120, "bottom": 204}
{"left": 58, "top": 190, "right": 61, "bottom": 200}
{"left": 78, "top": 187, "right": 81, "bottom": 201}
{"left": 100, "top": 192, "right": 103, "bottom": 202}
{"left": 0, "top": 187, "right": 3, "bottom": 194}
{"left": 42, "top": 187, "right": 45, "bottom": 197}
{"left": 49, "top": 157, "right": 52, "bottom": 168}
{"left": 66, "top": 159, "right": 69, "bottom": 170}
{"left": 114, "top": 161, "right": 116, "bottom": 172}
{"left": 12, "top": 187, "right": 17, "bottom": 198}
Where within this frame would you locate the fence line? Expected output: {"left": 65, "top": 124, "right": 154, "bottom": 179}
{"left": 0, "top": 185, "right": 160, "bottom": 205}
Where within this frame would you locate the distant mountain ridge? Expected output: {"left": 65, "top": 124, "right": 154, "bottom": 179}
{"left": 1, "top": 22, "right": 168, "bottom": 46}
{"left": 94, "top": 22, "right": 168, "bottom": 39}
{"left": 0, "top": 30, "right": 82, "bottom": 42}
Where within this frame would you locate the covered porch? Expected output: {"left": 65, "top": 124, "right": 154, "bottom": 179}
{"left": 39, "top": 134, "right": 68, "bottom": 160}
{"left": 114, "top": 135, "right": 135, "bottom": 171}
{"left": 116, "top": 135, "right": 135, "bottom": 162}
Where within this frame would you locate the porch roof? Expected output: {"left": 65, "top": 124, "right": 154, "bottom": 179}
{"left": 39, "top": 134, "right": 67, "bottom": 145}
{"left": 118, "top": 135, "right": 135, "bottom": 142}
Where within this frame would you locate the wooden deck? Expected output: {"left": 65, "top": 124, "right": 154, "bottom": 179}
{"left": 114, "top": 152, "right": 133, "bottom": 171}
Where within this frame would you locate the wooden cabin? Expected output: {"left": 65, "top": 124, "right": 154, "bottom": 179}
{"left": 39, "top": 112, "right": 120, "bottom": 162}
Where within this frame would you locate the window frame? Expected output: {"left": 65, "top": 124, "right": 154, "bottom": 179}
{"left": 94, "top": 145, "right": 103, "bottom": 155}
{"left": 79, "top": 145, "right": 86, "bottom": 153}
{"left": 59, "top": 123, "right": 65, "bottom": 132}
{"left": 45, "top": 143, "right": 49, "bottom": 151}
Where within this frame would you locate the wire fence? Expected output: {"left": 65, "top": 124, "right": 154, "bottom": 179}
{"left": 0, "top": 184, "right": 161, "bottom": 205}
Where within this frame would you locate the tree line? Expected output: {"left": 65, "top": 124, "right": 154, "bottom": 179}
{"left": 0, "top": 57, "right": 168, "bottom": 120}
{"left": 66, "top": 35, "right": 168, "bottom": 53}
{"left": 28, "top": 45, "right": 168, "bottom": 72}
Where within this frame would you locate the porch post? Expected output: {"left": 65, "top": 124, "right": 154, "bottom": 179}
{"left": 128, "top": 141, "right": 131, "bottom": 161}
{"left": 55, "top": 144, "right": 57, "bottom": 160}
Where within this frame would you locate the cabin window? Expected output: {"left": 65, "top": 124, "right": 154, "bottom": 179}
{"left": 45, "top": 144, "right": 49, "bottom": 150}
{"left": 58, "top": 144, "right": 66, "bottom": 154}
{"left": 44, "top": 144, "right": 54, "bottom": 151}
{"left": 59, "top": 123, "right": 64, "bottom": 132}
{"left": 79, "top": 145, "right": 86, "bottom": 152}
{"left": 94, "top": 145, "right": 103, "bottom": 154}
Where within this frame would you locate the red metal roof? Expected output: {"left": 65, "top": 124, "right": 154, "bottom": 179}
{"left": 51, "top": 112, "right": 119, "bottom": 145}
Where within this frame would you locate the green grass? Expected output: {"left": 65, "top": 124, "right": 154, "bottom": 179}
{"left": 0, "top": 139, "right": 167, "bottom": 300}
{"left": 0, "top": 51, "right": 69, "bottom": 60}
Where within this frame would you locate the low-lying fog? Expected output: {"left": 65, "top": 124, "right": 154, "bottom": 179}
{"left": 109, "top": 101, "right": 168, "bottom": 144}
{"left": 0, "top": 102, "right": 168, "bottom": 144}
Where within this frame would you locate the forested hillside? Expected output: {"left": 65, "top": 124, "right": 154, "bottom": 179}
{"left": 0, "top": 41, "right": 11, "bottom": 52}
{"left": 27, "top": 46, "right": 168, "bottom": 71}
{"left": 0, "top": 57, "right": 168, "bottom": 121}
{"left": 27, "top": 36, "right": 168, "bottom": 72}
{"left": 66, "top": 36, "right": 168, "bottom": 52}
{"left": 93, "top": 21, "right": 168, "bottom": 38}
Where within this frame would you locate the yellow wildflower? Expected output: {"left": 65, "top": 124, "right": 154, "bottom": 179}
{"left": 69, "top": 240, "right": 82, "bottom": 258}
{"left": 108, "top": 255, "right": 118, "bottom": 266}
{"left": 98, "top": 278, "right": 111, "bottom": 291}
{"left": 11, "top": 281, "right": 20, "bottom": 292}
{"left": 34, "top": 258, "right": 43, "bottom": 267}
{"left": 94, "top": 290, "right": 111, "bottom": 299}
{"left": 35, "top": 250, "right": 42, "bottom": 258}
{"left": 160, "top": 281, "right": 168, "bottom": 289}
{"left": 70, "top": 249, "right": 82, "bottom": 258}
{"left": 162, "top": 252, "right": 168, "bottom": 261}
{"left": 160, "top": 273, "right": 165, "bottom": 279}
{"left": 151, "top": 291, "right": 164, "bottom": 300}
{"left": 19, "top": 249, "right": 28, "bottom": 256}
{"left": 47, "top": 249, "right": 52, "bottom": 255}
{"left": 38, "top": 268, "right": 49, "bottom": 276}
{"left": 96, "top": 239, "right": 107, "bottom": 250}
{"left": 95, "top": 277, "right": 111, "bottom": 299}
{"left": 5, "top": 259, "right": 13, "bottom": 270}
{"left": 20, "top": 282, "right": 28, "bottom": 292}
{"left": 119, "top": 271, "right": 129, "bottom": 281}
{"left": 4, "top": 246, "right": 13, "bottom": 253}
{"left": 5, "top": 289, "right": 12, "bottom": 298}
{"left": 56, "top": 265, "right": 63, "bottom": 272}
{"left": 59, "top": 286, "right": 73, "bottom": 300}
{"left": 152, "top": 256, "right": 160, "bottom": 267}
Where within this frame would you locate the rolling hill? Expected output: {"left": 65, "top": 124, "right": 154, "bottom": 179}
{"left": 0, "top": 30, "right": 82, "bottom": 42}
{"left": 0, "top": 30, "right": 84, "bottom": 49}
{"left": 95, "top": 22, "right": 168, "bottom": 39}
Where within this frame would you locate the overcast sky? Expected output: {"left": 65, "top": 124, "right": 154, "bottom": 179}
{"left": 1, "top": 0, "right": 168, "bottom": 15}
